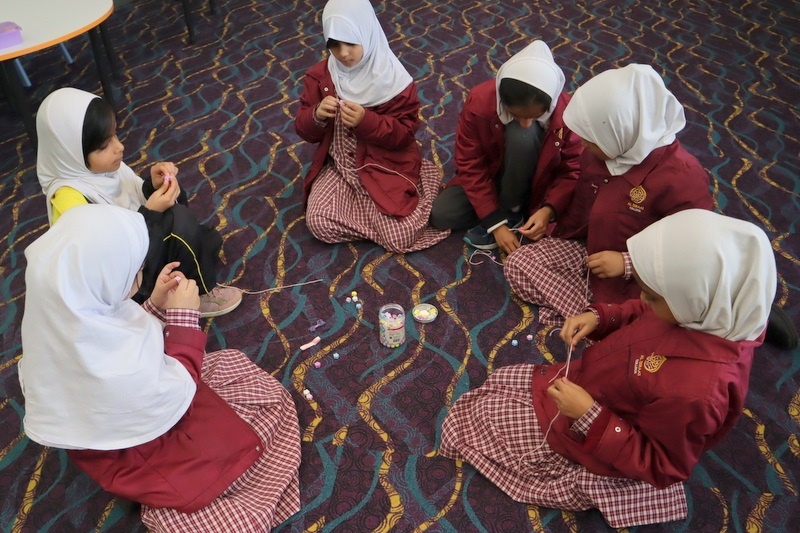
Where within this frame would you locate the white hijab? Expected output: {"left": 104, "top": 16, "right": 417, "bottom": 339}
{"left": 563, "top": 64, "right": 686, "bottom": 176}
{"left": 19, "top": 205, "right": 196, "bottom": 450}
{"left": 323, "top": 0, "right": 412, "bottom": 107}
{"left": 496, "top": 40, "right": 566, "bottom": 128}
{"left": 36, "top": 87, "right": 145, "bottom": 224}
{"left": 628, "top": 209, "right": 776, "bottom": 342}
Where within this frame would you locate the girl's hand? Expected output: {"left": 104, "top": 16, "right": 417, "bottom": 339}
{"left": 339, "top": 100, "right": 365, "bottom": 128}
{"left": 492, "top": 225, "right": 520, "bottom": 255}
{"left": 517, "top": 206, "right": 553, "bottom": 241}
{"left": 316, "top": 96, "right": 340, "bottom": 121}
{"left": 587, "top": 250, "right": 625, "bottom": 279}
{"left": 560, "top": 311, "right": 598, "bottom": 347}
{"left": 165, "top": 276, "right": 200, "bottom": 311}
{"left": 150, "top": 162, "right": 179, "bottom": 189}
{"left": 144, "top": 173, "right": 181, "bottom": 212}
{"left": 149, "top": 262, "right": 182, "bottom": 309}
{"left": 547, "top": 377, "right": 594, "bottom": 419}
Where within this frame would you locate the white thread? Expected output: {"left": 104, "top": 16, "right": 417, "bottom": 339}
{"left": 468, "top": 249, "right": 503, "bottom": 266}
{"left": 351, "top": 162, "right": 422, "bottom": 196}
{"left": 217, "top": 278, "right": 324, "bottom": 295}
{"left": 518, "top": 343, "right": 575, "bottom": 469}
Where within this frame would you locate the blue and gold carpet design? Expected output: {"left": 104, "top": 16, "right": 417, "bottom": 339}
{"left": 1, "top": 0, "right": 798, "bottom": 531}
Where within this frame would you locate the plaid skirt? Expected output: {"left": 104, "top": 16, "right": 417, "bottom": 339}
{"left": 439, "top": 364, "right": 688, "bottom": 528}
{"left": 305, "top": 116, "right": 449, "bottom": 253}
{"left": 504, "top": 237, "right": 592, "bottom": 325}
{"left": 141, "top": 349, "right": 301, "bottom": 532}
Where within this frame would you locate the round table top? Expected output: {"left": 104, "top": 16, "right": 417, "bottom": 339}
{"left": 0, "top": 0, "right": 114, "bottom": 61}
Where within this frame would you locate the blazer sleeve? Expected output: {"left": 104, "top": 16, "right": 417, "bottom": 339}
{"left": 162, "top": 325, "right": 206, "bottom": 383}
{"left": 453, "top": 103, "right": 502, "bottom": 221}
{"left": 541, "top": 127, "right": 582, "bottom": 218}
{"left": 581, "top": 396, "right": 725, "bottom": 488}
{"left": 353, "top": 83, "right": 420, "bottom": 150}
{"left": 590, "top": 299, "right": 649, "bottom": 339}
{"left": 295, "top": 65, "right": 329, "bottom": 144}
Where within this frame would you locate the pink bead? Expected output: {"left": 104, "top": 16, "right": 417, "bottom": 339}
{"left": 314, "top": 361, "right": 321, "bottom": 368}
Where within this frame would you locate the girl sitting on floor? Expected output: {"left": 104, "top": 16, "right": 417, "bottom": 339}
{"left": 36, "top": 87, "right": 241, "bottom": 317}
{"left": 19, "top": 204, "right": 302, "bottom": 532}
{"left": 441, "top": 209, "right": 776, "bottom": 528}
{"left": 504, "top": 64, "right": 713, "bottom": 324}
{"left": 429, "top": 39, "right": 581, "bottom": 255}
{"left": 294, "top": 0, "right": 449, "bottom": 253}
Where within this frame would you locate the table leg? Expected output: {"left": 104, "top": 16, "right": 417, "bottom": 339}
{"left": 0, "top": 59, "right": 36, "bottom": 145}
{"left": 88, "top": 27, "right": 114, "bottom": 103}
{"left": 99, "top": 24, "right": 120, "bottom": 79}
{"left": 181, "top": 0, "right": 196, "bottom": 44}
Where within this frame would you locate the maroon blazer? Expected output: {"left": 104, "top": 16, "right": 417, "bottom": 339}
{"left": 294, "top": 60, "right": 423, "bottom": 217}
{"left": 533, "top": 299, "right": 759, "bottom": 489}
{"left": 447, "top": 79, "right": 582, "bottom": 228}
{"left": 553, "top": 140, "right": 713, "bottom": 304}
{"left": 68, "top": 325, "right": 262, "bottom": 513}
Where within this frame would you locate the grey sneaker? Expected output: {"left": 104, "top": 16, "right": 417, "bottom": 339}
{"left": 199, "top": 286, "right": 242, "bottom": 318}
{"left": 463, "top": 225, "right": 498, "bottom": 250}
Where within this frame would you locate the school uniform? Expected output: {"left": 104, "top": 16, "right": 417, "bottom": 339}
{"left": 294, "top": 0, "right": 448, "bottom": 253}
{"left": 442, "top": 209, "right": 776, "bottom": 528}
{"left": 443, "top": 82, "right": 581, "bottom": 228}
{"left": 36, "top": 87, "right": 222, "bottom": 299}
{"left": 431, "top": 40, "right": 582, "bottom": 233}
{"left": 20, "top": 205, "right": 301, "bottom": 532}
{"left": 504, "top": 64, "right": 713, "bottom": 323}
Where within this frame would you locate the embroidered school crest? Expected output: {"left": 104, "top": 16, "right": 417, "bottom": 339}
{"left": 629, "top": 186, "right": 646, "bottom": 204}
{"left": 643, "top": 353, "right": 666, "bottom": 372}
{"left": 627, "top": 185, "right": 647, "bottom": 213}
{"left": 633, "top": 353, "right": 667, "bottom": 375}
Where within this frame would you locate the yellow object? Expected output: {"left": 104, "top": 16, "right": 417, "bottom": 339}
{"left": 50, "top": 186, "right": 88, "bottom": 224}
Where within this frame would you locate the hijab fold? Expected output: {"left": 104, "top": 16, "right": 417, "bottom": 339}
{"left": 496, "top": 40, "right": 565, "bottom": 128}
{"left": 563, "top": 64, "right": 686, "bottom": 176}
{"left": 20, "top": 205, "right": 196, "bottom": 450}
{"left": 627, "top": 209, "right": 776, "bottom": 342}
{"left": 323, "top": 0, "right": 412, "bottom": 107}
{"left": 36, "top": 87, "right": 145, "bottom": 224}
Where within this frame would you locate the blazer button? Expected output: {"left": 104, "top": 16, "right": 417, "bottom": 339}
{"left": 324, "top": 87, "right": 329, "bottom": 92}
{"left": 541, "top": 369, "right": 547, "bottom": 375}
{"left": 555, "top": 141, "right": 560, "bottom": 147}
{"left": 165, "top": 331, "right": 170, "bottom": 337}
{"left": 256, "top": 445, "right": 261, "bottom": 452}
{"left": 604, "top": 179, "right": 609, "bottom": 183}
{"left": 614, "top": 427, "right": 621, "bottom": 433}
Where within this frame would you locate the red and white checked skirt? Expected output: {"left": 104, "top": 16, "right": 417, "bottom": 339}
{"left": 141, "top": 349, "right": 301, "bottom": 532}
{"left": 439, "top": 364, "right": 688, "bottom": 528}
{"left": 306, "top": 116, "right": 449, "bottom": 253}
{"left": 504, "top": 237, "right": 592, "bottom": 325}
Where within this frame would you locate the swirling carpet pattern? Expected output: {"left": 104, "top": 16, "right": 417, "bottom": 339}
{"left": 0, "top": 0, "right": 798, "bottom": 531}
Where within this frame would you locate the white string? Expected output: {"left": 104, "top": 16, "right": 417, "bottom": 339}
{"left": 518, "top": 342, "right": 575, "bottom": 469}
{"left": 351, "top": 162, "right": 422, "bottom": 196}
{"left": 468, "top": 249, "right": 503, "bottom": 266}
{"left": 217, "top": 278, "right": 324, "bottom": 295}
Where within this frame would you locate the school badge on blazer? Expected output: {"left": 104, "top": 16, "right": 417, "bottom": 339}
{"left": 633, "top": 352, "right": 667, "bottom": 376}
{"left": 627, "top": 185, "right": 647, "bottom": 213}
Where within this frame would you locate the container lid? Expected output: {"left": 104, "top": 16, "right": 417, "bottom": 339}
{"left": 411, "top": 303, "right": 438, "bottom": 323}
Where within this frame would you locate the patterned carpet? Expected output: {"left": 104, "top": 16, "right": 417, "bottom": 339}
{"left": 1, "top": 0, "right": 798, "bottom": 531}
